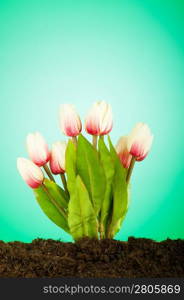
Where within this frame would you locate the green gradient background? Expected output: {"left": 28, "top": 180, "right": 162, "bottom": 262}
{"left": 0, "top": 0, "right": 183, "bottom": 242}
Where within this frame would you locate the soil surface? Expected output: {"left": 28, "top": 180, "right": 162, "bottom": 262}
{"left": 0, "top": 237, "right": 183, "bottom": 278}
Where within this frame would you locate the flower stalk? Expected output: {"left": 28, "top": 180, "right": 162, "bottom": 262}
{"left": 72, "top": 136, "right": 78, "bottom": 147}
{"left": 92, "top": 135, "right": 98, "bottom": 149}
{"left": 60, "top": 173, "right": 69, "bottom": 197}
{"left": 126, "top": 156, "right": 136, "bottom": 184}
{"left": 43, "top": 164, "right": 56, "bottom": 182}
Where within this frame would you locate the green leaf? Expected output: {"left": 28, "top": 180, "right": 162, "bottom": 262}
{"left": 99, "top": 138, "right": 115, "bottom": 182}
{"left": 76, "top": 135, "right": 106, "bottom": 215}
{"left": 44, "top": 178, "right": 68, "bottom": 209}
{"left": 111, "top": 185, "right": 131, "bottom": 235}
{"left": 107, "top": 136, "right": 129, "bottom": 237}
{"left": 98, "top": 137, "right": 115, "bottom": 236}
{"left": 68, "top": 175, "right": 98, "bottom": 240}
{"left": 65, "top": 140, "right": 77, "bottom": 195}
{"left": 34, "top": 179, "right": 69, "bottom": 233}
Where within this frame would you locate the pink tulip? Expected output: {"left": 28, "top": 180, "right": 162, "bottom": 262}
{"left": 59, "top": 104, "right": 82, "bottom": 137}
{"left": 116, "top": 136, "right": 132, "bottom": 168}
{"left": 50, "top": 141, "right": 67, "bottom": 175}
{"left": 26, "top": 132, "right": 50, "bottom": 167}
{"left": 85, "top": 101, "right": 113, "bottom": 136}
{"left": 17, "top": 158, "right": 44, "bottom": 188}
{"left": 127, "top": 123, "right": 153, "bottom": 161}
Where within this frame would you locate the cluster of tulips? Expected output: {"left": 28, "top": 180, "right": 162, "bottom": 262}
{"left": 17, "top": 101, "right": 153, "bottom": 240}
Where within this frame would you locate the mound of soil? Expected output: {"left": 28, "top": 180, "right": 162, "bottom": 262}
{"left": 0, "top": 237, "right": 183, "bottom": 278}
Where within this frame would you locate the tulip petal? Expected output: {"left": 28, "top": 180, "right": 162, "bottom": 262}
{"left": 116, "top": 136, "right": 132, "bottom": 168}
{"left": 26, "top": 132, "right": 50, "bottom": 166}
{"left": 127, "top": 123, "right": 153, "bottom": 161}
{"left": 50, "top": 141, "right": 67, "bottom": 175}
{"left": 85, "top": 101, "right": 113, "bottom": 135}
{"left": 60, "top": 104, "right": 82, "bottom": 137}
{"left": 17, "top": 157, "right": 44, "bottom": 188}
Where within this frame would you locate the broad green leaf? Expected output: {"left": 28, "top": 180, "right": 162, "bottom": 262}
{"left": 76, "top": 135, "right": 106, "bottom": 215}
{"left": 98, "top": 138, "right": 115, "bottom": 182}
{"left": 68, "top": 175, "right": 98, "bottom": 240}
{"left": 107, "top": 136, "right": 129, "bottom": 237}
{"left": 65, "top": 140, "right": 77, "bottom": 195}
{"left": 34, "top": 179, "right": 69, "bottom": 233}
{"left": 44, "top": 178, "right": 68, "bottom": 209}
{"left": 112, "top": 185, "right": 131, "bottom": 235}
{"left": 98, "top": 137, "right": 115, "bottom": 237}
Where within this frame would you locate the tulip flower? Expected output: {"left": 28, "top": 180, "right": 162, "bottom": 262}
{"left": 50, "top": 141, "right": 69, "bottom": 196}
{"left": 85, "top": 101, "right": 113, "bottom": 136}
{"left": 17, "top": 158, "right": 44, "bottom": 188}
{"left": 26, "top": 132, "right": 50, "bottom": 167}
{"left": 127, "top": 123, "right": 153, "bottom": 161}
{"left": 59, "top": 104, "right": 82, "bottom": 137}
{"left": 50, "top": 141, "right": 67, "bottom": 175}
{"left": 116, "top": 136, "right": 132, "bottom": 169}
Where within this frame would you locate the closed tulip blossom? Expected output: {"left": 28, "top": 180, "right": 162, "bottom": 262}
{"left": 50, "top": 141, "right": 67, "bottom": 175}
{"left": 116, "top": 136, "right": 132, "bottom": 169}
{"left": 59, "top": 104, "right": 82, "bottom": 137}
{"left": 127, "top": 123, "right": 153, "bottom": 161}
{"left": 26, "top": 132, "right": 50, "bottom": 167}
{"left": 85, "top": 101, "right": 113, "bottom": 136}
{"left": 50, "top": 141, "right": 69, "bottom": 195}
{"left": 17, "top": 158, "right": 44, "bottom": 188}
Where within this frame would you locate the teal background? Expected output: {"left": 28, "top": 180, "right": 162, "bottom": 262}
{"left": 0, "top": 0, "right": 183, "bottom": 242}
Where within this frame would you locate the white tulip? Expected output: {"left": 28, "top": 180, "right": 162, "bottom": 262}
{"left": 116, "top": 136, "right": 132, "bottom": 168}
{"left": 50, "top": 141, "right": 67, "bottom": 174}
{"left": 26, "top": 132, "right": 50, "bottom": 166}
{"left": 59, "top": 104, "right": 82, "bottom": 137}
{"left": 127, "top": 123, "right": 153, "bottom": 161}
{"left": 17, "top": 158, "right": 44, "bottom": 188}
{"left": 85, "top": 101, "right": 113, "bottom": 136}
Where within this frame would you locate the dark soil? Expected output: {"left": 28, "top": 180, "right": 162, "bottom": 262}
{"left": 0, "top": 237, "right": 183, "bottom": 278}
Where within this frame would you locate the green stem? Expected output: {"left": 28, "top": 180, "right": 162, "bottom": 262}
{"left": 42, "top": 183, "right": 67, "bottom": 219}
{"left": 60, "top": 173, "right": 69, "bottom": 197}
{"left": 100, "top": 135, "right": 104, "bottom": 141}
{"left": 43, "top": 164, "right": 56, "bottom": 182}
{"left": 106, "top": 201, "right": 114, "bottom": 239}
{"left": 92, "top": 135, "right": 98, "bottom": 149}
{"left": 106, "top": 225, "right": 112, "bottom": 239}
{"left": 99, "top": 223, "right": 104, "bottom": 239}
{"left": 72, "top": 136, "right": 77, "bottom": 147}
{"left": 126, "top": 156, "right": 136, "bottom": 184}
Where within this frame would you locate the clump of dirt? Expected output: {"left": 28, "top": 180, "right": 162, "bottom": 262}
{"left": 0, "top": 237, "right": 183, "bottom": 278}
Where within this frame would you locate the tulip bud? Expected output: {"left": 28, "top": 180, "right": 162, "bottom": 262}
{"left": 26, "top": 132, "right": 50, "bottom": 167}
{"left": 49, "top": 141, "right": 67, "bottom": 175}
{"left": 17, "top": 158, "right": 44, "bottom": 188}
{"left": 85, "top": 101, "right": 113, "bottom": 136}
{"left": 116, "top": 136, "right": 132, "bottom": 168}
{"left": 59, "top": 104, "right": 82, "bottom": 137}
{"left": 127, "top": 123, "right": 153, "bottom": 161}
